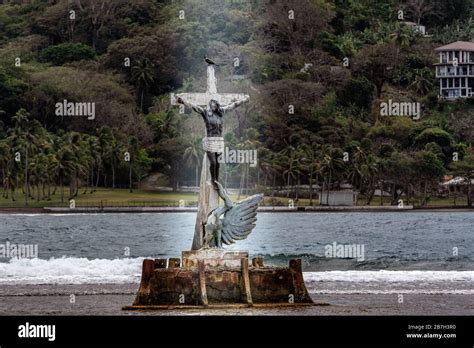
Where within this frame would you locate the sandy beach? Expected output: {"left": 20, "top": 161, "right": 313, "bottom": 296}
{"left": 0, "top": 283, "right": 471, "bottom": 316}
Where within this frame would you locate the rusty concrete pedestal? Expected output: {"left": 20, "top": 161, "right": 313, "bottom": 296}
{"left": 123, "top": 249, "right": 314, "bottom": 310}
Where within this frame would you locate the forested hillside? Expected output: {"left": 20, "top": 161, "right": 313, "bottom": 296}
{"left": 1, "top": 0, "right": 474, "bottom": 206}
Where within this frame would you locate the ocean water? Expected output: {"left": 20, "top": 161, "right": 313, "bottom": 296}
{"left": 0, "top": 212, "right": 473, "bottom": 289}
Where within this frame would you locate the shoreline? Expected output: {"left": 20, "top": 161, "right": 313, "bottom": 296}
{"left": 0, "top": 206, "right": 473, "bottom": 214}
{"left": 0, "top": 283, "right": 471, "bottom": 315}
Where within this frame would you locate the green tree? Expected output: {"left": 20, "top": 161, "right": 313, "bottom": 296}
{"left": 127, "top": 136, "right": 139, "bottom": 193}
{"left": 0, "top": 140, "right": 11, "bottom": 199}
{"left": 8, "top": 109, "right": 43, "bottom": 206}
{"left": 108, "top": 139, "right": 124, "bottom": 190}
{"left": 40, "top": 43, "right": 96, "bottom": 65}
{"left": 29, "top": 153, "right": 49, "bottom": 201}
{"left": 450, "top": 149, "right": 474, "bottom": 208}
{"left": 184, "top": 136, "right": 203, "bottom": 189}
{"left": 409, "top": 68, "right": 434, "bottom": 95}
{"left": 131, "top": 57, "right": 155, "bottom": 113}
{"left": 57, "top": 132, "right": 88, "bottom": 201}
{"left": 301, "top": 143, "right": 322, "bottom": 206}
{"left": 348, "top": 143, "right": 379, "bottom": 205}
{"left": 320, "top": 145, "right": 345, "bottom": 205}
{"left": 390, "top": 23, "right": 415, "bottom": 49}
{"left": 353, "top": 43, "right": 400, "bottom": 98}
{"left": 413, "top": 150, "right": 445, "bottom": 206}
{"left": 54, "top": 137, "right": 76, "bottom": 203}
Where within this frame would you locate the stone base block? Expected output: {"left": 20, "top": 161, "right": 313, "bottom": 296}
{"left": 127, "top": 250, "right": 313, "bottom": 308}
{"left": 182, "top": 249, "right": 248, "bottom": 269}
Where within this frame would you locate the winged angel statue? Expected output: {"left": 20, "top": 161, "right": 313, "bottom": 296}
{"left": 203, "top": 181, "right": 263, "bottom": 249}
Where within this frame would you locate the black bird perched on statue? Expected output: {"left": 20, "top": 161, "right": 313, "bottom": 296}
{"left": 204, "top": 56, "right": 225, "bottom": 66}
{"left": 204, "top": 56, "right": 216, "bottom": 65}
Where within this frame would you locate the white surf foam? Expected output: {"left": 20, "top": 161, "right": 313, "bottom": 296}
{"left": 0, "top": 257, "right": 143, "bottom": 285}
{"left": 0, "top": 258, "right": 473, "bottom": 285}
{"left": 304, "top": 270, "right": 474, "bottom": 294}
{"left": 304, "top": 270, "right": 474, "bottom": 283}
{"left": 315, "top": 289, "right": 474, "bottom": 294}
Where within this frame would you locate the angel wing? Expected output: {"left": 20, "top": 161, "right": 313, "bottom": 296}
{"left": 220, "top": 193, "right": 263, "bottom": 245}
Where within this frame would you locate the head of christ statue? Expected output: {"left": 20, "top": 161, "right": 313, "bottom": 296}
{"left": 208, "top": 99, "right": 222, "bottom": 115}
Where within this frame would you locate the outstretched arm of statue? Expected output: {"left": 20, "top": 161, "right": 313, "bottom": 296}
{"left": 176, "top": 96, "right": 205, "bottom": 115}
{"left": 221, "top": 95, "right": 250, "bottom": 112}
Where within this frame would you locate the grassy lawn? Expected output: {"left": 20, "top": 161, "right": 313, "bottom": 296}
{"left": 358, "top": 195, "right": 468, "bottom": 207}
{"left": 0, "top": 187, "right": 469, "bottom": 208}
{"left": 0, "top": 188, "right": 198, "bottom": 208}
{"left": 0, "top": 187, "right": 307, "bottom": 208}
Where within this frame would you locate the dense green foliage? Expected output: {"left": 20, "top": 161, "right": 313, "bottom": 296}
{"left": 40, "top": 42, "right": 96, "bottom": 65}
{"left": 0, "top": 0, "right": 473, "bottom": 206}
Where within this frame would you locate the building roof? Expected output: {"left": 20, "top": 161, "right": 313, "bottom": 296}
{"left": 400, "top": 21, "right": 425, "bottom": 27}
{"left": 440, "top": 176, "right": 474, "bottom": 186}
{"left": 435, "top": 41, "right": 474, "bottom": 52}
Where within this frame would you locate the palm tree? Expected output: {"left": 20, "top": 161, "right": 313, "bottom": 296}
{"left": 29, "top": 153, "right": 49, "bottom": 201}
{"left": 257, "top": 148, "right": 274, "bottom": 189}
{"left": 110, "top": 141, "right": 123, "bottom": 190}
{"left": 301, "top": 143, "right": 321, "bottom": 206}
{"left": 390, "top": 23, "right": 413, "bottom": 49}
{"left": 45, "top": 152, "right": 59, "bottom": 200}
{"left": 0, "top": 140, "right": 10, "bottom": 199}
{"left": 131, "top": 58, "right": 155, "bottom": 113}
{"left": 3, "top": 139, "right": 22, "bottom": 201}
{"left": 8, "top": 109, "right": 43, "bottom": 206}
{"left": 450, "top": 149, "right": 474, "bottom": 208}
{"left": 84, "top": 135, "right": 101, "bottom": 193}
{"left": 236, "top": 142, "right": 246, "bottom": 199}
{"left": 405, "top": 0, "right": 436, "bottom": 26}
{"left": 98, "top": 126, "right": 114, "bottom": 188}
{"left": 269, "top": 154, "right": 285, "bottom": 198}
{"left": 184, "top": 136, "right": 203, "bottom": 189}
{"left": 349, "top": 145, "right": 379, "bottom": 205}
{"left": 363, "top": 155, "right": 379, "bottom": 204}
{"left": 54, "top": 137, "right": 75, "bottom": 203}
{"left": 280, "top": 146, "right": 304, "bottom": 199}
{"left": 66, "top": 133, "right": 88, "bottom": 199}
{"left": 54, "top": 133, "right": 88, "bottom": 202}
{"left": 76, "top": 134, "right": 93, "bottom": 195}
{"left": 278, "top": 146, "right": 294, "bottom": 198}
{"left": 242, "top": 129, "right": 261, "bottom": 194}
{"left": 127, "top": 136, "right": 139, "bottom": 193}
{"left": 4, "top": 170, "right": 19, "bottom": 201}
{"left": 320, "top": 145, "right": 345, "bottom": 205}
{"left": 409, "top": 68, "right": 434, "bottom": 95}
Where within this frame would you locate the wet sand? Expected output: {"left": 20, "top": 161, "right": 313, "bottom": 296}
{"left": 0, "top": 284, "right": 471, "bottom": 315}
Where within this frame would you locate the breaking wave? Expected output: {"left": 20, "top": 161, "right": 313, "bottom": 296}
{"left": 0, "top": 257, "right": 473, "bottom": 287}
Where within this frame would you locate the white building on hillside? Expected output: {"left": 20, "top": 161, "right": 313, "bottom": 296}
{"left": 435, "top": 41, "right": 474, "bottom": 99}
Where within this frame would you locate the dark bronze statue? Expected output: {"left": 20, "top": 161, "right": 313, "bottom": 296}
{"left": 203, "top": 181, "right": 262, "bottom": 248}
{"left": 177, "top": 95, "right": 249, "bottom": 187}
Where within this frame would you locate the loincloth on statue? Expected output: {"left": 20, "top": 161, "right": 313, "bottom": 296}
{"left": 202, "top": 137, "right": 224, "bottom": 153}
